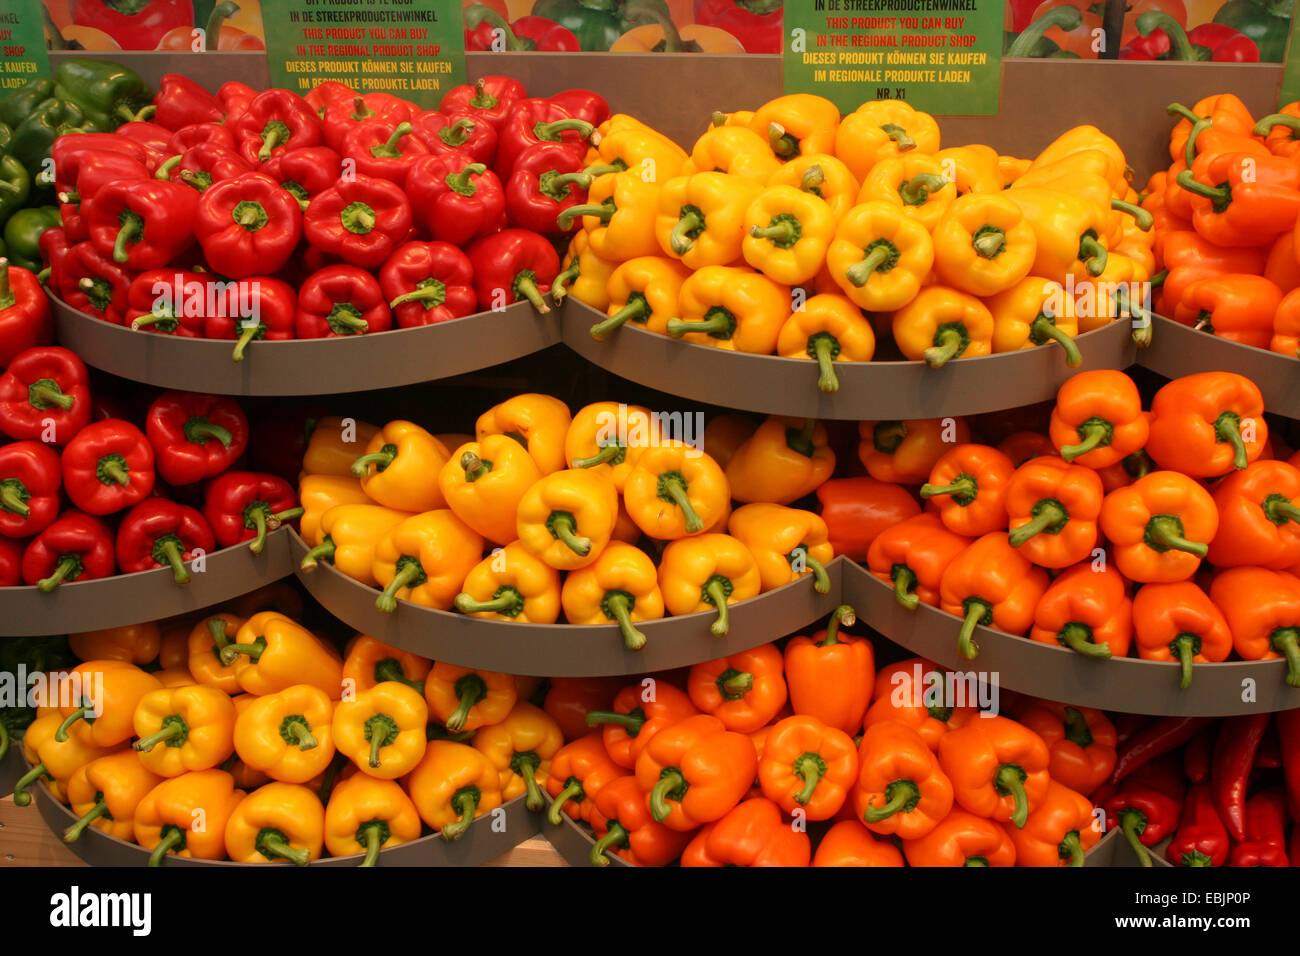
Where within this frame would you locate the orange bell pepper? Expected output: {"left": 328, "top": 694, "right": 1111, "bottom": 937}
{"left": 68, "top": 623, "right": 160, "bottom": 667}
{"left": 1210, "top": 567, "right": 1300, "bottom": 686}
{"left": 1146, "top": 372, "right": 1267, "bottom": 476}
{"left": 939, "top": 715, "right": 1052, "bottom": 829}
{"left": 867, "top": 513, "right": 970, "bottom": 610}
{"left": 133, "top": 769, "right": 245, "bottom": 865}
{"left": 225, "top": 782, "right": 325, "bottom": 865}
{"left": 812, "top": 819, "right": 906, "bottom": 867}
{"left": 783, "top": 604, "right": 875, "bottom": 735}
{"left": 862, "top": 658, "right": 977, "bottom": 751}
{"left": 588, "top": 774, "right": 692, "bottom": 867}
{"left": 52, "top": 660, "right": 163, "bottom": 750}
{"left": 853, "top": 720, "right": 954, "bottom": 840}
{"left": 1005, "top": 780, "right": 1100, "bottom": 866}
{"left": 1132, "top": 581, "right": 1233, "bottom": 690}
{"left": 681, "top": 797, "right": 811, "bottom": 866}
{"left": 323, "top": 774, "right": 422, "bottom": 866}
{"left": 1017, "top": 701, "right": 1117, "bottom": 796}
{"left": 132, "top": 684, "right": 237, "bottom": 777}
{"left": 998, "top": 431, "right": 1058, "bottom": 468}
{"left": 157, "top": 622, "right": 190, "bottom": 671}
{"left": 920, "top": 444, "right": 1015, "bottom": 538}
{"left": 372, "top": 510, "right": 485, "bottom": 613}
{"left": 585, "top": 682, "right": 699, "bottom": 769}
{"left": 1048, "top": 369, "right": 1150, "bottom": 467}
{"left": 341, "top": 635, "right": 430, "bottom": 694}
{"left": 542, "top": 677, "right": 621, "bottom": 743}
{"left": 475, "top": 393, "right": 572, "bottom": 476}
{"left": 624, "top": 441, "right": 729, "bottom": 539}
{"left": 302, "top": 416, "right": 382, "bottom": 477}
{"left": 406, "top": 739, "right": 503, "bottom": 840}
{"left": 1171, "top": 274, "right": 1282, "bottom": 349}
{"left": 1208, "top": 461, "right": 1300, "bottom": 570}
{"left": 220, "top": 612, "right": 344, "bottom": 697}
{"left": 544, "top": 732, "right": 628, "bottom": 825}
{"left": 815, "top": 475, "right": 922, "bottom": 560}
{"left": 1029, "top": 562, "right": 1132, "bottom": 659}
{"left": 727, "top": 502, "right": 834, "bottom": 595}
{"left": 635, "top": 713, "right": 757, "bottom": 831}
{"left": 185, "top": 613, "right": 245, "bottom": 693}
{"left": 757, "top": 714, "right": 857, "bottom": 820}
{"left": 471, "top": 701, "right": 564, "bottom": 811}
{"left": 1273, "top": 287, "right": 1300, "bottom": 357}
{"left": 658, "top": 533, "right": 761, "bottom": 636}
{"left": 939, "top": 533, "right": 1050, "bottom": 660}
{"left": 858, "top": 417, "right": 971, "bottom": 484}
{"left": 686, "top": 644, "right": 787, "bottom": 733}
{"left": 902, "top": 808, "right": 1017, "bottom": 866}
{"left": 425, "top": 662, "right": 517, "bottom": 733}
{"left": 703, "top": 414, "right": 758, "bottom": 469}
{"left": 1099, "top": 471, "right": 1219, "bottom": 583}
{"left": 1004, "top": 456, "right": 1103, "bottom": 569}
{"left": 63, "top": 750, "right": 163, "bottom": 843}
{"left": 233, "top": 684, "right": 335, "bottom": 784}
{"left": 439, "top": 435, "right": 543, "bottom": 545}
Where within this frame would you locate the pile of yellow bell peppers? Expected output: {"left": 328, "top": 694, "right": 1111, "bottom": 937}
{"left": 298, "top": 397, "right": 836, "bottom": 647}
{"left": 558, "top": 95, "right": 1156, "bottom": 391}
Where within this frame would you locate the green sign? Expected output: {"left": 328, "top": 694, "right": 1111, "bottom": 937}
{"left": 262, "top": 0, "right": 465, "bottom": 109}
{"left": 783, "top": 0, "right": 1003, "bottom": 116}
{"left": 0, "top": 0, "right": 51, "bottom": 97}
{"left": 1279, "top": 0, "right": 1300, "bottom": 107}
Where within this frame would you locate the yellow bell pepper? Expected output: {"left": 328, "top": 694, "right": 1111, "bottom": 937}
{"left": 63, "top": 751, "right": 163, "bottom": 843}
{"left": 1003, "top": 187, "right": 1110, "bottom": 279}
{"left": 658, "top": 533, "right": 762, "bottom": 636}
{"left": 132, "top": 684, "right": 236, "bottom": 777}
{"left": 767, "top": 154, "right": 861, "bottom": 220}
{"left": 593, "top": 256, "right": 690, "bottom": 340}
{"left": 1075, "top": 252, "right": 1140, "bottom": 334}
{"left": 704, "top": 414, "right": 759, "bottom": 469}
{"left": 1017, "top": 151, "right": 1125, "bottom": 197}
{"left": 684, "top": 125, "right": 780, "bottom": 184}
{"left": 1028, "top": 126, "right": 1130, "bottom": 196}
{"left": 372, "top": 510, "right": 485, "bottom": 613}
{"left": 858, "top": 153, "right": 958, "bottom": 231}
{"left": 834, "top": 101, "right": 941, "bottom": 181}
{"left": 987, "top": 276, "right": 1082, "bottom": 366}
{"left": 324, "top": 774, "right": 423, "bottom": 866}
{"left": 68, "top": 623, "right": 160, "bottom": 667}
{"left": 133, "top": 769, "right": 244, "bottom": 865}
{"left": 439, "top": 435, "right": 543, "bottom": 545}
{"left": 471, "top": 701, "right": 565, "bottom": 811}
{"left": 891, "top": 286, "right": 995, "bottom": 368}
{"left": 565, "top": 401, "right": 656, "bottom": 488}
{"left": 709, "top": 109, "right": 756, "bottom": 129}
{"left": 775, "top": 293, "right": 876, "bottom": 394}
{"left": 581, "top": 116, "right": 687, "bottom": 182}
{"left": 666, "top": 264, "right": 790, "bottom": 354}
{"left": 558, "top": 170, "right": 662, "bottom": 262}
{"left": 14, "top": 712, "right": 118, "bottom": 807}
{"left": 55, "top": 661, "right": 162, "bottom": 749}
{"left": 186, "top": 613, "right": 244, "bottom": 693}
{"left": 623, "top": 439, "right": 730, "bottom": 540}
{"left": 154, "top": 668, "right": 197, "bottom": 688}
{"left": 225, "top": 782, "right": 324, "bottom": 865}
{"left": 515, "top": 468, "right": 619, "bottom": 570}
{"left": 827, "top": 201, "right": 934, "bottom": 312}
{"left": 298, "top": 503, "right": 412, "bottom": 584}
{"left": 998, "top": 154, "right": 1032, "bottom": 187}
{"left": 748, "top": 94, "right": 840, "bottom": 161}
{"left": 932, "top": 193, "right": 1038, "bottom": 297}
{"left": 298, "top": 474, "right": 371, "bottom": 547}
{"left": 742, "top": 185, "right": 837, "bottom": 285}
{"left": 1012, "top": 168, "right": 1127, "bottom": 244}
{"left": 425, "top": 662, "right": 518, "bottom": 733}
{"left": 561, "top": 539, "right": 665, "bottom": 651}
{"left": 342, "top": 635, "right": 430, "bottom": 694}
{"left": 724, "top": 416, "right": 836, "bottom": 505}
{"left": 226, "top": 694, "right": 272, "bottom": 792}
{"left": 351, "top": 420, "right": 450, "bottom": 513}
{"left": 654, "top": 172, "right": 763, "bottom": 270}
{"left": 475, "top": 393, "right": 572, "bottom": 476}
{"left": 332, "top": 681, "right": 428, "bottom": 779}
{"left": 554, "top": 229, "right": 617, "bottom": 310}
{"left": 454, "top": 540, "right": 561, "bottom": 622}
{"left": 406, "top": 740, "right": 504, "bottom": 840}
{"left": 221, "top": 611, "right": 344, "bottom": 698}
{"left": 728, "top": 502, "right": 835, "bottom": 594}
{"left": 935, "top": 145, "right": 1001, "bottom": 195}
{"left": 302, "top": 416, "right": 382, "bottom": 477}
{"left": 233, "top": 684, "right": 335, "bottom": 784}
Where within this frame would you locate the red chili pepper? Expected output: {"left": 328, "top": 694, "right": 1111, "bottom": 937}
{"left": 125, "top": 270, "right": 208, "bottom": 338}
{"left": 1167, "top": 782, "right": 1230, "bottom": 866}
{"left": 115, "top": 121, "right": 173, "bottom": 157}
{"left": 1101, "top": 753, "right": 1185, "bottom": 868}
{"left": 693, "top": 0, "right": 782, "bottom": 53}
{"left": 203, "top": 471, "right": 302, "bottom": 554}
{"left": 506, "top": 141, "right": 590, "bottom": 236}
{"left": 322, "top": 94, "right": 415, "bottom": 152}
{"left": 230, "top": 89, "right": 324, "bottom": 165}
{"left": 57, "top": 153, "right": 150, "bottom": 243}
{"left": 114, "top": 498, "right": 214, "bottom": 586}
{"left": 378, "top": 241, "right": 477, "bottom": 328}
{"left": 1228, "top": 786, "right": 1288, "bottom": 867}
{"left": 201, "top": 276, "right": 297, "bottom": 363}
{"left": 0, "top": 441, "right": 61, "bottom": 540}
{"left": 157, "top": 144, "right": 253, "bottom": 195}
{"left": 440, "top": 77, "right": 527, "bottom": 133}
{"left": 410, "top": 112, "right": 498, "bottom": 167}
{"left": 1183, "top": 724, "right": 1214, "bottom": 783}
{"left": 0, "top": 537, "right": 22, "bottom": 585}
{"left": 84, "top": 178, "right": 198, "bottom": 270}
{"left": 1256, "top": 721, "right": 1282, "bottom": 768}
{"left": 153, "top": 74, "right": 224, "bottom": 130}
{"left": 406, "top": 154, "right": 506, "bottom": 245}
{"left": 0, "top": 346, "right": 90, "bottom": 446}
{"left": 0, "top": 260, "right": 53, "bottom": 369}
{"left": 145, "top": 391, "right": 249, "bottom": 487}
{"left": 261, "top": 147, "right": 343, "bottom": 211}
{"left": 21, "top": 510, "right": 115, "bottom": 590}
{"left": 62, "top": 418, "right": 156, "bottom": 516}
{"left": 549, "top": 89, "right": 611, "bottom": 127}
{"left": 166, "top": 124, "right": 236, "bottom": 156}
{"left": 343, "top": 119, "right": 432, "bottom": 189}
{"left": 465, "top": 228, "right": 558, "bottom": 314}
{"left": 296, "top": 265, "right": 393, "bottom": 338}
{"left": 1210, "top": 713, "right": 1270, "bottom": 842}
{"left": 194, "top": 172, "right": 303, "bottom": 279}
{"left": 69, "top": 0, "right": 191, "bottom": 50}
{"left": 303, "top": 174, "right": 412, "bottom": 270}
{"left": 1110, "top": 716, "right": 1213, "bottom": 784}
{"left": 494, "top": 98, "right": 595, "bottom": 180}
{"left": 56, "top": 242, "right": 132, "bottom": 325}
{"left": 216, "top": 82, "right": 258, "bottom": 126}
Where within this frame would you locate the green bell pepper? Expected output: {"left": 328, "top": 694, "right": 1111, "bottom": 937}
{"left": 1214, "top": 0, "right": 1292, "bottom": 61}
{"left": 0, "top": 155, "right": 32, "bottom": 223}
{"left": 531, "top": 0, "right": 671, "bottom": 51}
{"left": 53, "top": 58, "right": 153, "bottom": 131}
{"left": 3, "top": 206, "right": 61, "bottom": 273}
{"left": 11, "top": 99, "right": 97, "bottom": 179}
{"left": 0, "top": 79, "right": 55, "bottom": 131}
{"left": 0, "top": 122, "right": 12, "bottom": 156}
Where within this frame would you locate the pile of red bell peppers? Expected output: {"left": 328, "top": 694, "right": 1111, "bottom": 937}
{"left": 0, "top": 348, "right": 303, "bottom": 590}
{"left": 37, "top": 74, "right": 610, "bottom": 362}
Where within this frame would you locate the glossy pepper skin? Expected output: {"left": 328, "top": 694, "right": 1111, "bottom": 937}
{"left": 544, "top": 732, "right": 626, "bottom": 824}
{"left": 225, "top": 782, "right": 324, "bottom": 865}
{"left": 757, "top": 714, "right": 856, "bottom": 820}
{"left": 892, "top": 286, "right": 995, "bottom": 367}
{"left": 859, "top": 153, "right": 956, "bottom": 231}
{"left": 784, "top": 605, "right": 874, "bottom": 735}
{"left": 867, "top": 513, "right": 970, "bottom": 611}
{"left": 828, "top": 201, "right": 933, "bottom": 312}
{"left": 1133, "top": 582, "right": 1233, "bottom": 691}
{"left": 635, "top": 713, "right": 757, "bottom": 832}
{"left": 728, "top": 502, "right": 834, "bottom": 595}
{"left": 426, "top": 662, "right": 517, "bottom": 734}
{"left": 932, "top": 193, "right": 1036, "bottom": 297}
{"left": 61, "top": 419, "right": 155, "bottom": 516}
{"left": 588, "top": 774, "right": 691, "bottom": 866}
{"left": 515, "top": 468, "right": 618, "bottom": 570}
{"left": 133, "top": 769, "right": 244, "bottom": 866}
{"left": 185, "top": 613, "right": 245, "bottom": 694}
{"left": 1208, "top": 461, "right": 1300, "bottom": 569}
{"left": 903, "top": 809, "right": 1017, "bottom": 867}
{"left": 1174, "top": 274, "right": 1283, "bottom": 349}
{"left": 1004, "top": 456, "right": 1103, "bottom": 569}
{"left": 687, "top": 644, "right": 787, "bottom": 734}
{"left": 22, "top": 511, "right": 116, "bottom": 591}
{"left": 776, "top": 293, "right": 876, "bottom": 394}
{"left": 194, "top": 172, "right": 303, "bottom": 279}
{"left": 352, "top": 421, "right": 450, "bottom": 513}
{"left": 854, "top": 720, "right": 954, "bottom": 840}
{"left": 0, "top": 440, "right": 61, "bottom": 540}
{"left": 233, "top": 684, "right": 335, "bottom": 784}
{"left": 585, "top": 682, "right": 699, "bottom": 770}
{"left": 471, "top": 701, "right": 564, "bottom": 810}
{"left": 1147, "top": 372, "right": 1267, "bottom": 477}
{"left": 230, "top": 88, "right": 323, "bottom": 164}
{"left": 453, "top": 540, "right": 559, "bottom": 623}
{"left": 301, "top": 504, "right": 410, "bottom": 588}
{"left": 371, "top": 510, "right": 484, "bottom": 613}
{"left": 809, "top": 819, "right": 904, "bottom": 867}
{"left": 406, "top": 740, "right": 504, "bottom": 841}
{"left": 683, "top": 124, "right": 779, "bottom": 184}
{"left": 725, "top": 417, "right": 835, "bottom": 507}
{"left": 1099, "top": 471, "right": 1219, "bottom": 584}
{"left": 13, "top": 711, "right": 119, "bottom": 808}
{"left": 1006, "top": 781, "right": 1100, "bottom": 867}
{"left": 0, "top": 347, "right": 87, "bottom": 446}
{"left": 1209, "top": 713, "right": 1269, "bottom": 842}
{"left": 466, "top": 228, "right": 560, "bottom": 314}
{"left": 863, "top": 658, "right": 976, "bottom": 751}
{"left": 1100, "top": 753, "right": 1186, "bottom": 867}
{"left": 128, "top": 268, "right": 211, "bottom": 339}
{"left": 939, "top": 715, "right": 1052, "bottom": 829}
{"left": 439, "top": 435, "right": 543, "bottom": 545}
{"left": 939, "top": 533, "right": 1049, "bottom": 660}
{"left": 84, "top": 178, "right": 198, "bottom": 270}
{"left": 57, "top": 241, "right": 130, "bottom": 325}
{"left": 921, "top": 444, "right": 1015, "bottom": 538}
{"left": 1229, "top": 787, "right": 1290, "bottom": 867}
{"left": 304, "top": 175, "right": 413, "bottom": 270}
{"left": 131, "top": 684, "right": 236, "bottom": 777}
{"left": 0, "top": 260, "right": 52, "bottom": 368}
{"left": 220, "top": 611, "right": 344, "bottom": 698}
{"left": 378, "top": 240, "right": 477, "bottom": 328}
{"left": 145, "top": 391, "right": 248, "bottom": 487}
{"left": 321, "top": 93, "right": 412, "bottom": 152}
{"left": 298, "top": 475, "right": 370, "bottom": 547}
{"left": 1018, "top": 701, "right": 1116, "bottom": 796}
{"left": 666, "top": 264, "right": 789, "bottom": 354}
{"left": 1049, "top": 370, "right": 1150, "bottom": 468}
{"left": 658, "top": 533, "right": 761, "bottom": 637}
{"left": 816, "top": 476, "right": 921, "bottom": 561}
{"left": 1177, "top": 150, "right": 1300, "bottom": 247}
{"left": 1029, "top": 562, "right": 1132, "bottom": 659}
{"left": 62, "top": 751, "right": 164, "bottom": 844}
{"left": 560, "top": 541, "right": 661, "bottom": 649}
{"left": 333, "top": 681, "right": 428, "bottom": 779}
{"left": 115, "top": 499, "right": 214, "bottom": 586}
{"left": 682, "top": 797, "right": 812, "bottom": 867}
{"left": 203, "top": 471, "right": 302, "bottom": 554}
{"left": 324, "top": 774, "right": 422, "bottom": 866}
{"left": 407, "top": 154, "right": 506, "bottom": 245}
{"left": 624, "top": 441, "right": 729, "bottom": 540}
{"left": 1167, "top": 782, "right": 1229, "bottom": 866}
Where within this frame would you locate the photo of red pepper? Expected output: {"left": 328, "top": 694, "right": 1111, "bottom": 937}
{"left": 157, "top": 144, "right": 254, "bottom": 197}
{"left": 203, "top": 276, "right": 297, "bottom": 363}
{"left": 114, "top": 498, "right": 215, "bottom": 585}
{"left": 464, "top": 5, "right": 582, "bottom": 52}
{"left": 203, "top": 470, "right": 302, "bottom": 554}
{"left": 68, "top": 0, "right": 191, "bottom": 50}
{"left": 0, "top": 346, "right": 90, "bottom": 445}
{"left": 505, "top": 142, "right": 591, "bottom": 236}
{"left": 406, "top": 154, "right": 506, "bottom": 246}
{"left": 303, "top": 175, "right": 412, "bottom": 270}
{"left": 1167, "top": 782, "right": 1229, "bottom": 866}
{"left": 378, "top": 241, "right": 477, "bottom": 328}
{"left": 494, "top": 99, "right": 595, "bottom": 180}
{"left": 56, "top": 153, "right": 149, "bottom": 244}
{"left": 194, "top": 172, "right": 303, "bottom": 279}
{"left": 61, "top": 418, "right": 155, "bottom": 516}
{"left": 83, "top": 178, "right": 199, "bottom": 270}
{"left": 296, "top": 265, "right": 393, "bottom": 339}
{"left": 694, "top": 0, "right": 782, "bottom": 52}
{"left": 410, "top": 112, "right": 498, "bottom": 168}
{"left": 260, "top": 147, "right": 343, "bottom": 210}
{"left": 154, "top": 75, "right": 224, "bottom": 130}
{"left": 56, "top": 243, "right": 132, "bottom": 325}
{"left": 1102, "top": 754, "right": 1185, "bottom": 867}
{"left": 465, "top": 228, "right": 559, "bottom": 314}
{"left": 145, "top": 391, "right": 249, "bottom": 487}
{"left": 20, "top": 510, "right": 115, "bottom": 591}
{"left": 125, "top": 270, "right": 208, "bottom": 338}
{"left": 229, "top": 89, "right": 323, "bottom": 164}
{"left": 440, "top": 77, "right": 526, "bottom": 133}
{"left": 0, "top": 441, "right": 62, "bottom": 539}
{"left": 344, "top": 120, "right": 433, "bottom": 189}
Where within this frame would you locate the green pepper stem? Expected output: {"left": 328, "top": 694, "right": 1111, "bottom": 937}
{"left": 134, "top": 721, "right": 184, "bottom": 753}
{"left": 845, "top": 244, "right": 891, "bottom": 287}
{"left": 454, "top": 592, "right": 516, "bottom": 615}
{"left": 1171, "top": 633, "right": 1197, "bottom": 690}
{"left": 549, "top": 512, "right": 591, "bottom": 556}
{"left": 704, "top": 578, "right": 731, "bottom": 636}
{"left": 1059, "top": 623, "right": 1111, "bottom": 659}
{"left": 958, "top": 602, "right": 985, "bottom": 660}
{"left": 799, "top": 164, "right": 825, "bottom": 192}
{"left": 62, "top": 801, "right": 110, "bottom": 844}
{"left": 1146, "top": 517, "right": 1208, "bottom": 557}
{"left": 1079, "top": 234, "right": 1108, "bottom": 276}
{"left": 38, "top": 555, "right": 81, "bottom": 593}
{"left": 1006, "top": 5, "right": 1082, "bottom": 56}
{"left": 231, "top": 321, "right": 260, "bottom": 362}
{"left": 376, "top": 560, "right": 422, "bottom": 613}
{"left": 605, "top": 591, "right": 647, "bottom": 652}
{"left": 352, "top": 449, "right": 396, "bottom": 476}
{"left": 547, "top": 780, "right": 584, "bottom": 826}
{"left": 246, "top": 507, "right": 268, "bottom": 555}
{"left": 590, "top": 822, "right": 628, "bottom": 866}
{"left": 811, "top": 334, "right": 839, "bottom": 394}
{"left": 260, "top": 832, "right": 310, "bottom": 865}
{"left": 666, "top": 313, "right": 729, "bottom": 338}
{"left": 1030, "top": 316, "right": 1082, "bottom": 367}
{"left": 805, "top": 555, "right": 831, "bottom": 594}
{"left": 750, "top": 219, "right": 799, "bottom": 245}
{"left": 660, "top": 474, "right": 702, "bottom": 533}
{"left": 1, "top": 484, "right": 29, "bottom": 518}
{"left": 1254, "top": 112, "right": 1300, "bottom": 139}
{"left": 584, "top": 709, "right": 644, "bottom": 733}
{"left": 515, "top": 273, "right": 550, "bottom": 314}
{"left": 1215, "top": 413, "right": 1250, "bottom": 470}
{"left": 517, "top": 757, "right": 545, "bottom": 812}
{"left": 923, "top": 327, "right": 965, "bottom": 368}
{"left": 148, "top": 827, "right": 184, "bottom": 867}
{"left": 1059, "top": 421, "right": 1108, "bottom": 461}
{"left": 899, "top": 172, "right": 947, "bottom": 205}
{"left": 821, "top": 605, "right": 856, "bottom": 644}
{"left": 1118, "top": 809, "right": 1152, "bottom": 867}
{"left": 1136, "top": 10, "right": 1196, "bottom": 60}
{"left": 158, "top": 537, "right": 190, "bottom": 587}
{"left": 441, "top": 790, "right": 479, "bottom": 841}
{"left": 1111, "top": 198, "right": 1153, "bottom": 231}
{"left": 1008, "top": 502, "right": 1066, "bottom": 548}
{"left": 670, "top": 209, "right": 704, "bottom": 255}
{"left": 300, "top": 537, "right": 336, "bottom": 572}
{"left": 794, "top": 758, "right": 823, "bottom": 806}
{"left": 649, "top": 770, "right": 684, "bottom": 822}
{"left": 997, "top": 765, "right": 1030, "bottom": 828}
{"left": 155, "top": 155, "right": 183, "bottom": 180}
{"left": 12, "top": 762, "right": 49, "bottom": 807}
{"left": 359, "top": 822, "right": 384, "bottom": 867}
{"left": 862, "top": 779, "right": 917, "bottom": 822}
{"left": 54, "top": 707, "right": 87, "bottom": 742}
{"left": 1061, "top": 831, "right": 1085, "bottom": 867}
{"left": 892, "top": 567, "right": 920, "bottom": 611}
{"left": 571, "top": 444, "right": 621, "bottom": 469}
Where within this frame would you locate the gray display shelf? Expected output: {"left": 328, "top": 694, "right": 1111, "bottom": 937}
{"left": 841, "top": 562, "right": 1295, "bottom": 717}
{"left": 290, "top": 529, "right": 845, "bottom": 675}
{"left": 0, "top": 530, "right": 292, "bottom": 636}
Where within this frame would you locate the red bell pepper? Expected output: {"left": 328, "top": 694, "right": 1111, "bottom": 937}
{"left": 69, "top": 0, "right": 191, "bottom": 50}
{"left": 0, "top": 441, "right": 62, "bottom": 539}
{"left": 814, "top": 476, "right": 922, "bottom": 561}
{"left": 261, "top": 147, "right": 343, "bottom": 211}
{"left": 0, "top": 346, "right": 90, "bottom": 445}
{"left": 1210, "top": 713, "right": 1270, "bottom": 842}
{"left": 322, "top": 94, "right": 415, "bottom": 152}
{"left": 465, "top": 7, "right": 581, "bottom": 51}
{"left": 216, "top": 82, "right": 257, "bottom": 125}
{"left": 465, "top": 228, "right": 559, "bottom": 314}
{"left": 0, "top": 537, "right": 22, "bottom": 586}
{"left": 406, "top": 154, "right": 506, "bottom": 245}
{"left": 378, "top": 241, "right": 477, "bottom": 328}
{"left": 61, "top": 419, "right": 156, "bottom": 516}
{"left": 84, "top": 178, "right": 198, "bottom": 270}
{"left": 115, "top": 498, "right": 215, "bottom": 586}
{"left": 195, "top": 172, "right": 303, "bottom": 279}
{"left": 230, "top": 89, "right": 324, "bottom": 164}
{"left": 204, "top": 471, "right": 302, "bottom": 554}
{"left": 53, "top": 133, "right": 160, "bottom": 184}
{"left": 153, "top": 74, "right": 224, "bottom": 130}
{"left": 1167, "top": 782, "right": 1229, "bottom": 866}
{"left": 549, "top": 90, "right": 611, "bottom": 128}
{"left": 21, "top": 511, "right": 114, "bottom": 591}
{"left": 167, "top": 124, "right": 236, "bottom": 155}
{"left": 39, "top": 227, "right": 70, "bottom": 290}
{"left": 303, "top": 174, "right": 412, "bottom": 270}
{"left": 116, "top": 122, "right": 172, "bottom": 157}
{"left": 494, "top": 99, "right": 595, "bottom": 180}
{"left": 343, "top": 120, "right": 432, "bottom": 189}
{"left": 439, "top": 77, "right": 527, "bottom": 133}
{"left": 693, "top": 0, "right": 782, "bottom": 52}
{"left": 1101, "top": 754, "right": 1185, "bottom": 868}
{"left": 145, "top": 391, "right": 249, "bottom": 487}
{"left": 1110, "top": 716, "right": 1212, "bottom": 784}
{"left": 157, "top": 144, "right": 253, "bottom": 195}
{"left": 0, "top": 261, "right": 53, "bottom": 369}
{"left": 58, "top": 154, "right": 150, "bottom": 243}
{"left": 410, "top": 112, "right": 498, "bottom": 167}
{"left": 505, "top": 142, "right": 590, "bottom": 236}
{"left": 1228, "top": 787, "right": 1289, "bottom": 867}
{"left": 296, "top": 265, "right": 393, "bottom": 338}
{"left": 304, "top": 82, "right": 357, "bottom": 116}
{"left": 125, "top": 269, "right": 208, "bottom": 337}
{"left": 56, "top": 243, "right": 131, "bottom": 325}
{"left": 202, "top": 276, "right": 297, "bottom": 362}
{"left": 1121, "top": 19, "right": 1259, "bottom": 62}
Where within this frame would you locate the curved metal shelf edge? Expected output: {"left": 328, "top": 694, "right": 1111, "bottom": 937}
{"left": 27, "top": 760, "right": 539, "bottom": 867}
{"left": 541, "top": 810, "right": 632, "bottom": 868}
{"left": 841, "top": 562, "right": 1297, "bottom": 718}
{"left": 0, "top": 530, "right": 293, "bottom": 636}
{"left": 1137, "top": 316, "right": 1300, "bottom": 419}
{"left": 289, "top": 529, "right": 845, "bottom": 676}
{"left": 561, "top": 300, "right": 1137, "bottom": 420}
{"left": 50, "top": 294, "right": 563, "bottom": 396}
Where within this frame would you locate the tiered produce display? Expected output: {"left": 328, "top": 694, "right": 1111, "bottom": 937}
{"left": 1, "top": 52, "right": 1298, "bottom": 871}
